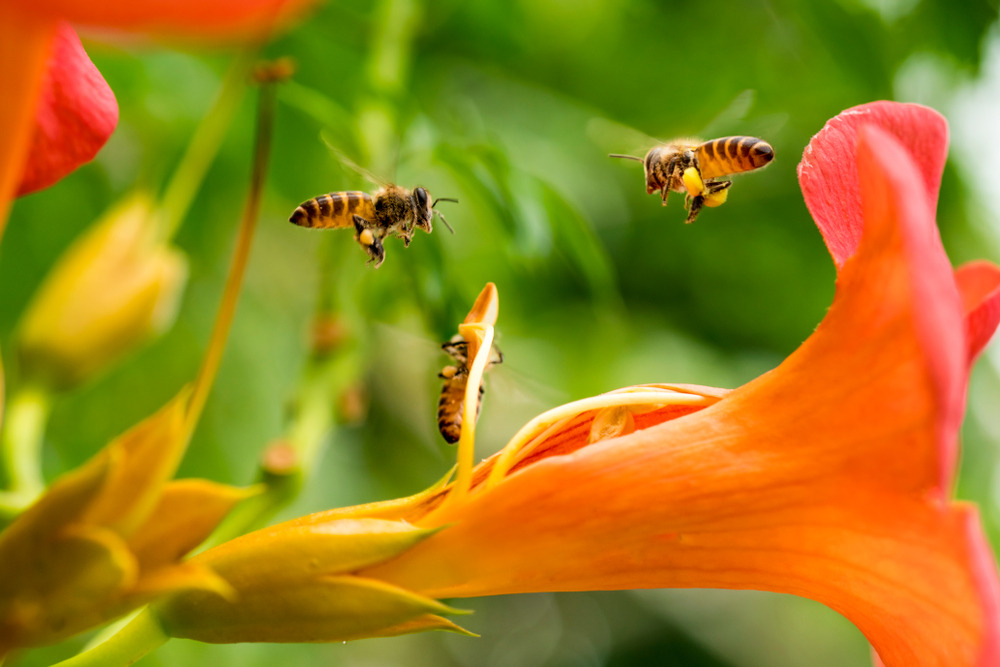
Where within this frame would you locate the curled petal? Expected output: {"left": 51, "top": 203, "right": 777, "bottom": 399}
{"left": 463, "top": 282, "right": 499, "bottom": 327}
{"left": 798, "top": 102, "right": 948, "bottom": 269}
{"left": 954, "top": 261, "right": 1000, "bottom": 365}
{"left": 17, "top": 23, "right": 118, "bottom": 197}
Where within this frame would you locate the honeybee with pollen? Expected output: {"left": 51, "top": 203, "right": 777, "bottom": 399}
{"left": 437, "top": 335, "right": 504, "bottom": 444}
{"left": 611, "top": 135, "right": 774, "bottom": 224}
{"left": 289, "top": 147, "right": 457, "bottom": 268}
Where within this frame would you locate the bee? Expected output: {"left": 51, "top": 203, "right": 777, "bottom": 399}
{"left": 611, "top": 136, "right": 774, "bottom": 224}
{"left": 437, "top": 335, "right": 504, "bottom": 444}
{"left": 289, "top": 148, "right": 457, "bottom": 268}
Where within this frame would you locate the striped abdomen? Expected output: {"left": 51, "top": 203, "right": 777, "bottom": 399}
{"left": 437, "top": 371, "right": 485, "bottom": 444}
{"left": 289, "top": 191, "right": 376, "bottom": 229}
{"left": 696, "top": 137, "right": 774, "bottom": 180}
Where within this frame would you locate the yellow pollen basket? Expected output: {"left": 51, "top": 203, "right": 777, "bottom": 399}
{"left": 704, "top": 188, "right": 729, "bottom": 207}
{"left": 682, "top": 167, "right": 705, "bottom": 197}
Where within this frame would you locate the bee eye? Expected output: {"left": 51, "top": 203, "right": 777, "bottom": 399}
{"left": 415, "top": 188, "right": 429, "bottom": 208}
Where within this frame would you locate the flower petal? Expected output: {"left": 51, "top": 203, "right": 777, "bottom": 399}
{"left": 0, "top": 5, "right": 55, "bottom": 225}
{"left": 798, "top": 102, "right": 948, "bottom": 269}
{"left": 0, "top": 524, "right": 137, "bottom": 652}
{"left": 366, "top": 614, "right": 477, "bottom": 639}
{"left": 82, "top": 389, "right": 191, "bottom": 537}
{"left": 17, "top": 23, "right": 117, "bottom": 197}
{"left": 954, "top": 261, "right": 1000, "bottom": 366}
{"left": 30, "top": 0, "right": 315, "bottom": 38}
{"left": 128, "top": 562, "right": 234, "bottom": 602}
{"left": 127, "top": 479, "right": 256, "bottom": 571}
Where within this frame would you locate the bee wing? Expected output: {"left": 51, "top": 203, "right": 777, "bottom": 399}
{"left": 320, "top": 130, "right": 392, "bottom": 188}
{"left": 587, "top": 116, "right": 663, "bottom": 158}
{"left": 697, "top": 89, "right": 756, "bottom": 139}
{"left": 488, "top": 364, "right": 566, "bottom": 406}
{"left": 741, "top": 111, "right": 790, "bottom": 141}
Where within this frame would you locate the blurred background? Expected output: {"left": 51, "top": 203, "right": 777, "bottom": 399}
{"left": 5, "top": 0, "right": 1000, "bottom": 664}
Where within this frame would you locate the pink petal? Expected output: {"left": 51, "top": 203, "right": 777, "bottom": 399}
{"left": 855, "top": 124, "right": 965, "bottom": 497}
{"left": 17, "top": 22, "right": 118, "bottom": 197}
{"left": 954, "top": 261, "right": 1000, "bottom": 366}
{"left": 798, "top": 102, "right": 948, "bottom": 270}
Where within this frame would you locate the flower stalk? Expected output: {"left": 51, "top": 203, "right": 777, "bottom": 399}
{"left": 48, "top": 609, "right": 167, "bottom": 667}
{"left": 184, "top": 65, "right": 279, "bottom": 438}
{"left": 0, "top": 387, "right": 51, "bottom": 520}
{"left": 159, "top": 50, "right": 255, "bottom": 241}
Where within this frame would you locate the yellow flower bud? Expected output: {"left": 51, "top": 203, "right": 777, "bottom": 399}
{"left": 17, "top": 193, "right": 188, "bottom": 391}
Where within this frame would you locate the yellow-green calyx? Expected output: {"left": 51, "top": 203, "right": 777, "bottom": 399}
{"left": 0, "top": 393, "right": 251, "bottom": 655}
{"left": 153, "top": 518, "right": 473, "bottom": 643}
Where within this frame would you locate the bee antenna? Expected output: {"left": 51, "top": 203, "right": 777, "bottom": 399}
{"left": 434, "top": 210, "right": 455, "bottom": 234}
{"left": 432, "top": 197, "right": 459, "bottom": 208}
{"left": 609, "top": 154, "right": 644, "bottom": 162}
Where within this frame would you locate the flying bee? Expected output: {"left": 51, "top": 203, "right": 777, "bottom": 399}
{"left": 289, "top": 146, "right": 457, "bottom": 268}
{"left": 611, "top": 136, "right": 774, "bottom": 224}
{"left": 437, "top": 335, "right": 504, "bottom": 444}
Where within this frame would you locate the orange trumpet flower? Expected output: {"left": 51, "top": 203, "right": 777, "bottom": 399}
{"left": 361, "top": 103, "right": 1000, "bottom": 667}
{"left": 147, "top": 102, "right": 1000, "bottom": 667}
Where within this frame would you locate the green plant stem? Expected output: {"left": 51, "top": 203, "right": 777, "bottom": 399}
{"left": 0, "top": 385, "right": 51, "bottom": 518}
{"left": 159, "top": 50, "right": 255, "bottom": 240}
{"left": 185, "top": 76, "right": 277, "bottom": 439}
{"left": 50, "top": 608, "right": 167, "bottom": 667}
{"left": 199, "top": 237, "right": 366, "bottom": 547}
{"left": 200, "top": 325, "right": 363, "bottom": 548}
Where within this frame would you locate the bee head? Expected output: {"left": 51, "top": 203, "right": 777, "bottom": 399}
{"left": 412, "top": 187, "right": 432, "bottom": 232}
{"left": 644, "top": 146, "right": 673, "bottom": 194}
{"left": 413, "top": 187, "right": 457, "bottom": 235}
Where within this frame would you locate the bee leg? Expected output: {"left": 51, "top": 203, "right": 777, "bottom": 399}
{"left": 353, "top": 214, "right": 386, "bottom": 268}
{"left": 703, "top": 180, "right": 732, "bottom": 208}
{"left": 661, "top": 155, "right": 677, "bottom": 206}
{"left": 685, "top": 196, "right": 704, "bottom": 224}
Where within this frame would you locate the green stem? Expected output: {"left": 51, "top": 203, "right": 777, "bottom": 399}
{"left": 50, "top": 608, "right": 167, "bottom": 667}
{"left": 159, "top": 50, "right": 255, "bottom": 241}
{"left": 184, "top": 75, "right": 277, "bottom": 440}
{"left": 0, "top": 386, "right": 51, "bottom": 517}
{"left": 198, "top": 238, "right": 367, "bottom": 548}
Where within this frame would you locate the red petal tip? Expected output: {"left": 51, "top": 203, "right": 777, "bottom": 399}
{"left": 799, "top": 101, "right": 948, "bottom": 269}
{"left": 955, "top": 261, "right": 1000, "bottom": 365}
{"left": 17, "top": 23, "right": 118, "bottom": 197}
